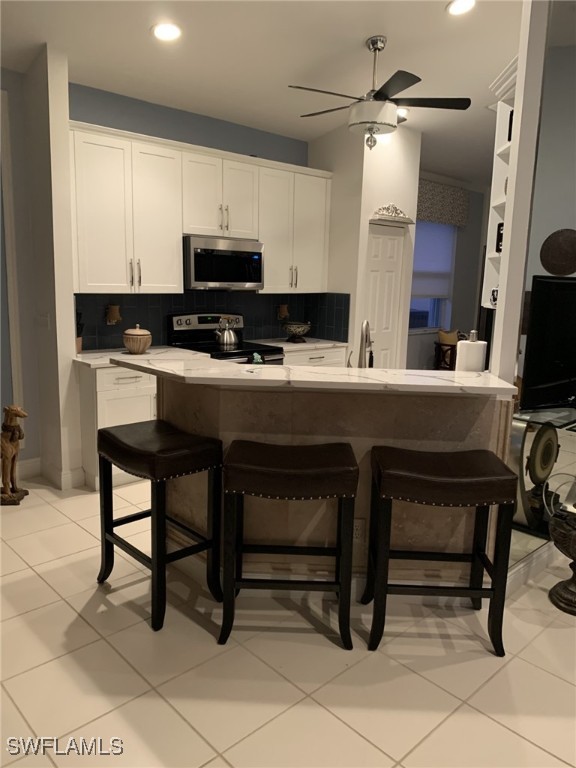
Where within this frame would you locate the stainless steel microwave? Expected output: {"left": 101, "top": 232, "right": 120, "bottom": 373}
{"left": 183, "top": 236, "right": 264, "bottom": 291}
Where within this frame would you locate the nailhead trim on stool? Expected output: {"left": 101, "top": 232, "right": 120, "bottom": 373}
{"left": 97, "top": 419, "right": 223, "bottom": 631}
{"left": 218, "top": 440, "right": 359, "bottom": 650}
{"left": 361, "top": 446, "right": 517, "bottom": 656}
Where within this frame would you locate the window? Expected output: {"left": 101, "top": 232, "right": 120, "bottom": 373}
{"left": 409, "top": 220, "right": 457, "bottom": 330}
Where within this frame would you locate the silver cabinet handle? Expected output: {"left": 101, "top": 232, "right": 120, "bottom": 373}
{"left": 114, "top": 375, "right": 143, "bottom": 383}
{"left": 294, "top": 265, "right": 298, "bottom": 288}
{"left": 289, "top": 266, "right": 293, "bottom": 287}
{"left": 225, "top": 205, "right": 230, "bottom": 231}
{"left": 309, "top": 355, "right": 325, "bottom": 360}
{"left": 137, "top": 259, "right": 142, "bottom": 287}
{"left": 129, "top": 259, "right": 134, "bottom": 287}
{"left": 219, "top": 204, "right": 223, "bottom": 230}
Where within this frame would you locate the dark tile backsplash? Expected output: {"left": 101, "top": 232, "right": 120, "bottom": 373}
{"left": 75, "top": 292, "right": 350, "bottom": 351}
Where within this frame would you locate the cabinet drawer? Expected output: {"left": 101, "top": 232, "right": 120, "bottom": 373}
{"left": 96, "top": 367, "right": 155, "bottom": 391}
{"left": 284, "top": 347, "right": 346, "bottom": 367}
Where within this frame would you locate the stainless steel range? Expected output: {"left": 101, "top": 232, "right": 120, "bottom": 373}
{"left": 167, "top": 313, "right": 284, "bottom": 364}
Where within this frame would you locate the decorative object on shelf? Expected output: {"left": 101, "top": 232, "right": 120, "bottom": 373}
{"left": 539, "top": 228, "right": 576, "bottom": 276}
{"left": 76, "top": 312, "right": 84, "bottom": 354}
{"left": 371, "top": 204, "right": 414, "bottom": 224}
{"left": 289, "top": 35, "right": 471, "bottom": 150}
{"left": 490, "top": 286, "right": 499, "bottom": 308}
{"left": 105, "top": 304, "right": 122, "bottom": 326}
{"left": 123, "top": 324, "right": 152, "bottom": 355}
{"left": 507, "top": 109, "right": 514, "bottom": 142}
{"left": 496, "top": 222, "right": 504, "bottom": 253}
{"left": 277, "top": 304, "right": 290, "bottom": 321}
{"left": 548, "top": 509, "right": 576, "bottom": 615}
{"left": 282, "top": 320, "right": 311, "bottom": 343}
{"left": 455, "top": 329, "right": 487, "bottom": 372}
{"left": 1, "top": 405, "right": 29, "bottom": 505}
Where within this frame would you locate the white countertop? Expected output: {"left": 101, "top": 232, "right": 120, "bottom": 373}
{"left": 251, "top": 338, "right": 348, "bottom": 351}
{"left": 103, "top": 348, "right": 516, "bottom": 396}
{"left": 74, "top": 346, "right": 210, "bottom": 369}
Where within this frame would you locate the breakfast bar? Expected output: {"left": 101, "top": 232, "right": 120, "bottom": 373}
{"left": 109, "top": 349, "right": 517, "bottom": 584}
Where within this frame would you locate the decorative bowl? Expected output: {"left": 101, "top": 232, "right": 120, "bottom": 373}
{"left": 123, "top": 324, "right": 152, "bottom": 355}
{"left": 282, "top": 321, "right": 311, "bottom": 343}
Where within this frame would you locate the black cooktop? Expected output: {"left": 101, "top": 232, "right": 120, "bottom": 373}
{"left": 172, "top": 340, "right": 283, "bottom": 361}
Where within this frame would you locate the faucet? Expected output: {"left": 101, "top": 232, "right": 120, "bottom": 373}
{"left": 357, "top": 320, "right": 372, "bottom": 368}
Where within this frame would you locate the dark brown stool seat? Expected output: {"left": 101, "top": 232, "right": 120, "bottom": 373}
{"left": 219, "top": 440, "right": 359, "bottom": 649}
{"left": 361, "top": 446, "right": 517, "bottom": 655}
{"left": 97, "top": 420, "right": 223, "bottom": 630}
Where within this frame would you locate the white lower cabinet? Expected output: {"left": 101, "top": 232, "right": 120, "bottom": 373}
{"left": 283, "top": 347, "right": 346, "bottom": 367}
{"left": 78, "top": 366, "right": 156, "bottom": 490}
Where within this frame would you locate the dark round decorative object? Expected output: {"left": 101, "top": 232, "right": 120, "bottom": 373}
{"left": 548, "top": 510, "right": 576, "bottom": 616}
{"left": 539, "top": 229, "right": 576, "bottom": 276}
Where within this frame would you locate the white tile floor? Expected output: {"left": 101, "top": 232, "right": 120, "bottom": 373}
{"left": 1, "top": 476, "right": 575, "bottom": 768}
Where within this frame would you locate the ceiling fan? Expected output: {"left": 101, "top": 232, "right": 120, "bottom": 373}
{"left": 289, "top": 35, "right": 471, "bottom": 148}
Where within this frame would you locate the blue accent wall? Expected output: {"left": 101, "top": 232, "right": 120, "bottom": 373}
{"left": 69, "top": 83, "right": 308, "bottom": 166}
{"left": 75, "top": 292, "right": 350, "bottom": 350}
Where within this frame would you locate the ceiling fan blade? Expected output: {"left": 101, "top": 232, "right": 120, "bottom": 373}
{"left": 289, "top": 85, "right": 362, "bottom": 100}
{"left": 373, "top": 70, "right": 422, "bottom": 101}
{"left": 300, "top": 104, "right": 354, "bottom": 118}
{"left": 393, "top": 97, "right": 472, "bottom": 110}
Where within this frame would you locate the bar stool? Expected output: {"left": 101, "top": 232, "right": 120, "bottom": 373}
{"left": 218, "top": 440, "right": 359, "bottom": 649}
{"left": 97, "top": 420, "right": 223, "bottom": 630}
{"left": 361, "top": 446, "right": 517, "bottom": 655}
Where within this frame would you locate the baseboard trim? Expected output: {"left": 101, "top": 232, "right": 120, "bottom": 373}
{"left": 17, "top": 457, "right": 42, "bottom": 480}
{"left": 507, "top": 540, "right": 556, "bottom": 597}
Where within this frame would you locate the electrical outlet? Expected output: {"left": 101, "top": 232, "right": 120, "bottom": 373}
{"left": 353, "top": 519, "right": 366, "bottom": 541}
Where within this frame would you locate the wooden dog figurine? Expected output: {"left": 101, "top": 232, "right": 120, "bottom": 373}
{"left": 1, "top": 404, "right": 29, "bottom": 505}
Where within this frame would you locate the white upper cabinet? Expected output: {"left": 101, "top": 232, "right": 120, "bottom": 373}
{"left": 258, "top": 167, "right": 294, "bottom": 292}
{"left": 73, "top": 131, "right": 183, "bottom": 294}
{"left": 260, "top": 170, "right": 329, "bottom": 293}
{"left": 293, "top": 174, "right": 329, "bottom": 292}
{"left": 132, "top": 142, "right": 183, "bottom": 293}
{"left": 182, "top": 152, "right": 259, "bottom": 239}
{"left": 74, "top": 132, "right": 133, "bottom": 293}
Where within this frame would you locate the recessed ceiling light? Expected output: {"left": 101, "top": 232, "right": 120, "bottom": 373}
{"left": 446, "top": 0, "right": 476, "bottom": 15}
{"left": 396, "top": 108, "right": 409, "bottom": 118}
{"left": 152, "top": 23, "right": 182, "bottom": 42}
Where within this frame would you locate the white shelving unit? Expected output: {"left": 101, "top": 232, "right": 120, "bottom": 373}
{"left": 481, "top": 100, "right": 514, "bottom": 308}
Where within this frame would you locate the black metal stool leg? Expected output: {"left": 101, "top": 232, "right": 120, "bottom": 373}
{"left": 151, "top": 481, "right": 167, "bottom": 631}
{"left": 97, "top": 455, "right": 115, "bottom": 584}
{"left": 218, "top": 492, "right": 238, "bottom": 644}
{"left": 361, "top": 478, "right": 380, "bottom": 604}
{"left": 234, "top": 494, "right": 244, "bottom": 597}
{"left": 368, "top": 496, "right": 392, "bottom": 651}
{"left": 469, "top": 505, "right": 489, "bottom": 610}
{"left": 205, "top": 468, "right": 223, "bottom": 603}
{"left": 488, "top": 502, "right": 514, "bottom": 657}
{"left": 337, "top": 498, "right": 354, "bottom": 650}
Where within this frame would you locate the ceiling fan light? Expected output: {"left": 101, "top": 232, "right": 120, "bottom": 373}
{"left": 348, "top": 100, "right": 397, "bottom": 136}
{"left": 396, "top": 108, "right": 409, "bottom": 118}
{"left": 446, "top": 0, "right": 476, "bottom": 16}
{"left": 152, "top": 23, "right": 182, "bottom": 41}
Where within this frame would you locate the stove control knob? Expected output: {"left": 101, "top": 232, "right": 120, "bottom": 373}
{"left": 176, "top": 318, "right": 183, "bottom": 326}
{"left": 185, "top": 318, "right": 192, "bottom": 326}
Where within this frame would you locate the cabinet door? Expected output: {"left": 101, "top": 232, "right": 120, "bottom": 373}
{"left": 182, "top": 152, "right": 223, "bottom": 236}
{"left": 223, "top": 160, "right": 259, "bottom": 239}
{"left": 258, "top": 167, "right": 294, "bottom": 293}
{"left": 132, "top": 143, "right": 183, "bottom": 293}
{"left": 74, "top": 132, "right": 133, "bottom": 293}
{"left": 293, "top": 174, "right": 329, "bottom": 292}
{"left": 284, "top": 348, "right": 346, "bottom": 366}
{"left": 97, "top": 387, "right": 156, "bottom": 428}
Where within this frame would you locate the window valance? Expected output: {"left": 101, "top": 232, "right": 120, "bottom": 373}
{"left": 417, "top": 179, "right": 469, "bottom": 228}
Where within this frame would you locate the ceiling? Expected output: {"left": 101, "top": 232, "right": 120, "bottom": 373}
{"left": 1, "top": 1, "right": 525, "bottom": 187}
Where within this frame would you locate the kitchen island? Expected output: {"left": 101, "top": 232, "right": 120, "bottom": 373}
{"left": 108, "top": 349, "right": 517, "bottom": 584}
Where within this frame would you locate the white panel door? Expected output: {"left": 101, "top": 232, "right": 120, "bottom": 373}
{"left": 132, "top": 143, "right": 183, "bottom": 293}
{"left": 258, "top": 167, "right": 294, "bottom": 292}
{"left": 366, "top": 226, "right": 406, "bottom": 368}
{"left": 223, "top": 160, "right": 259, "bottom": 239}
{"left": 182, "top": 152, "right": 223, "bottom": 236}
{"left": 74, "top": 132, "right": 133, "bottom": 293}
{"left": 293, "top": 174, "right": 329, "bottom": 292}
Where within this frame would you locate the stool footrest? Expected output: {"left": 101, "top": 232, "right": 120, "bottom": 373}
{"left": 166, "top": 541, "right": 210, "bottom": 563}
{"left": 106, "top": 533, "right": 152, "bottom": 569}
{"left": 165, "top": 515, "right": 207, "bottom": 544}
{"left": 390, "top": 549, "right": 474, "bottom": 563}
{"left": 238, "top": 578, "right": 339, "bottom": 591}
{"left": 112, "top": 509, "right": 151, "bottom": 527}
{"left": 479, "top": 552, "right": 494, "bottom": 579}
{"left": 388, "top": 584, "right": 494, "bottom": 599}
{"left": 242, "top": 544, "right": 338, "bottom": 557}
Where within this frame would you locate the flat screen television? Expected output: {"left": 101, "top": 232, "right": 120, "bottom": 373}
{"left": 520, "top": 275, "right": 576, "bottom": 411}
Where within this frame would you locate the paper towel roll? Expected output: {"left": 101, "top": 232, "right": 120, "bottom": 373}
{"left": 455, "top": 339, "right": 487, "bottom": 372}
